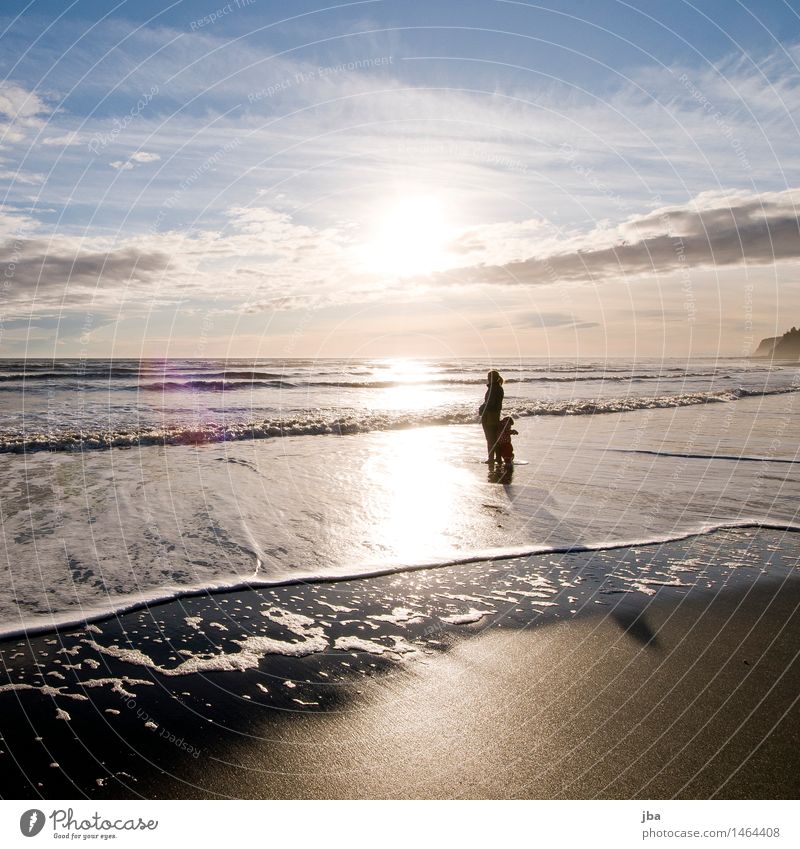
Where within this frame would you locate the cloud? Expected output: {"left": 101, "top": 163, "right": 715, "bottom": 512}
{"left": 110, "top": 151, "right": 161, "bottom": 170}
{"left": 0, "top": 80, "right": 50, "bottom": 146}
{"left": 0, "top": 312, "right": 119, "bottom": 331}
{"left": 0, "top": 237, "right": 175, "bottom": 309}
{"left": 0, "top": 204, "right": 355, "bottom": 319}
{"left": 519, "top": 312, "right": 599, "bottom": 329}
{"left": 435, "top": 189, "right": 800, "bottom": 288}
{"left": 624, "top": 307, "right": 687, "bottom": 323}
{"left": 0, "top": 168, "right": 44, "bottom": 185}
{"left": 0, "top": 204, "right": 38, "bottom": 238}
{"left": 41, "top": 132, "right": 84, "bottom": 147}
{"left": 447, "top": 219, "right": 558, "bottom": 266}
{"left": 0, "top": 81, "right": 49, "bottom": 144}
{"left": 481, "top": 311, "right": 598, "bottom": 332}
{"left": 7, "top": 186, "right": 799, "bottom": 326}
{"left": 0, "top": 82, "right": 48, "bottom": 122}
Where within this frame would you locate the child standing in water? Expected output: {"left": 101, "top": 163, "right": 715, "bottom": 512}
{"left": 496, "top": 416, "right": 519, "bottom": 463}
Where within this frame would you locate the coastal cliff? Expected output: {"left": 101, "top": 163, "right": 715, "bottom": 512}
{"left": 752, "top": 327, "right": 800, "bottom": 359}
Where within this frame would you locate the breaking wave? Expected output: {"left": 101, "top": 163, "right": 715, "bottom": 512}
{"left": 137, "top": 379, "right": 298, "bottom": 391}
{"left": 0, "top": 371, "right": 731, "bottom": 391}
{"left": 1, "top": 384, "right": 796, "bottom": 454}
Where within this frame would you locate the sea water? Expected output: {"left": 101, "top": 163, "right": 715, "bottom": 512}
{"left": 0, "top": 356, "right": 797, "bottom": 637}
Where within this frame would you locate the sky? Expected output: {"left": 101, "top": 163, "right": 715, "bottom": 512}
{"left": 1, "top": 0, "right": 800, "bottom": 359}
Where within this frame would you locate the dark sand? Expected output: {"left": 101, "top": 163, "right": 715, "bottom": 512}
{"left": 0, "top": 528, "right": 798, "bottom": 799}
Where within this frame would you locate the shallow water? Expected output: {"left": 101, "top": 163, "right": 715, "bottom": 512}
{"left": 0, "top": 387, "right": 797, "bottom": 637}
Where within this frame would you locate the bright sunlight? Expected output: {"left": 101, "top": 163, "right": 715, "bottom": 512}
{"left": 363, "top": 194, "right": 453, "bottom": 277}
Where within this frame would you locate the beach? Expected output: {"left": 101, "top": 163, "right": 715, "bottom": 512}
{"left": 0, "top": 526, "right": 797, "bottom": 799}
{"left": 0, "top": 358, "right": 798, "bottom": 799}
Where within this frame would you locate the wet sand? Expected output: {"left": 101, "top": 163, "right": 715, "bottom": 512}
{"left": 0, "top": 529, "right": 798, "bottom": 799}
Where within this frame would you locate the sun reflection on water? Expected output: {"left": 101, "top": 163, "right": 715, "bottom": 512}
{"left": 371, "top": 359, "right": 442, "bottom": 411}
{"left": 364, "top": 427, "right": 474, "bottom": 564}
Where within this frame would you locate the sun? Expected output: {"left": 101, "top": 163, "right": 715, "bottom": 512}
{"left": 363, "top": 194, "right": 452, "bottom": 277}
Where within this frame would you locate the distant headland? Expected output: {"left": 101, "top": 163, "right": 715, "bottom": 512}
{"left": 752, "top": 327, "right": 800, "bottom": 359}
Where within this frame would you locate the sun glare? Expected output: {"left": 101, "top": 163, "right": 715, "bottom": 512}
{"left": 364, "top": 195, "right": 452, "bottom": 277}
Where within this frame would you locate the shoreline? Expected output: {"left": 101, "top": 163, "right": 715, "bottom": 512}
{"left": 2, "top": 520, "right": 798, "bottom": 643}
{"left": 0, "top": 526, "right": 797, "bottom": 799}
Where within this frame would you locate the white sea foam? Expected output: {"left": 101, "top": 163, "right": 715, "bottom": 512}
{"left": 82, "top": 631, "right": 329, "bottom": 676}
{"left": 79, "top": 677, "right": 155, "bottom": 698}
{"left": 334, "top": 636, "right": 397, "bottom": 654}
{"left": 0, "top": 682, "right": 89, "bottom": 701}
{"left": 317, "top": 601, "right": 355, "bottom": 613}
{"left": 368, "top": 607, "right": 422, "bottom": 625}
{"left": 261, "top": 607, "right": 320, "bottom": 636}
{"left": 0, "top": 384, "right": 795, "bottom": 453}
{"left": 441, "top": 609, "right": 494, "bottom": 625}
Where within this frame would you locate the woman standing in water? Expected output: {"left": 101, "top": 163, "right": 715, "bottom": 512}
{"left": 479, "top": 369, "right": 504, "bottom": 463}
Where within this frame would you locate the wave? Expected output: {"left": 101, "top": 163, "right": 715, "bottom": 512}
{"left": 0, "top": 369, "right": 147, "bottom": 381}
{"left": 303, "top": 372, "right": 728, "bottom": 388}
{"left": 0, "top": 370, "right": 292, "bottom": 383}
{"left": 0, "top": 384, "right": 796, "bottom": 453}
{"left": 0, "top": 369, "right": 741, "bottom": 389}
{"left": 137, "top": 379, "right": 298, "bottom": 392}
{"left": 199, "top": 371, "right": 288, "bottom": 380}
{"left": 1, "top": 520, "right": 797, "bottom": 640}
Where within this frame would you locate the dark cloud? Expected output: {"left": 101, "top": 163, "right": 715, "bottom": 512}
{"left": 1, "top": 239, "right": 174, "bottom": 304}
{"left": 481, "top": 311, "right": 598, "bottom": 332}
{"left": 518, "top": 311, "right": 599, "bottom": 329}
{"left": 0, "top": 313, "right": 118, "bottom": 331}
{"left": 437, "top": 192, "right": 800, "bottom": 288}
{"left": 625, "top": 307, "right": 687, "bottom": 323}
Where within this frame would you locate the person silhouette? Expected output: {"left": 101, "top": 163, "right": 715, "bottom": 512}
{"left": 479, "top": 369, "right": 504, "bottom": 464}
{"left": 496, "top": 416, "right": 519, "bottom": 463}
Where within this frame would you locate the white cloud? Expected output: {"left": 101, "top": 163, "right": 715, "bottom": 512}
{"left": 110, "top": 151, "right": 161, "bottom": 170}
{"left": 41, "top": 132, "right": 84, "bottom": 147}
{"left": 0, "top": 203, "right": 38, "bottom": 239}
{"left": 0, "top": 81, "right": 49, "bottom": 144}
{"left": 0, "top": 81, "right": 48, "bottom": 122}
{"left": 0, "top": 168, "right": 44, "bottom": 185}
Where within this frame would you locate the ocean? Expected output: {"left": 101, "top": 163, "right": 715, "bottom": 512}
{"left": 0, "top": 356, "right": 798, "bottom": 642}
{"left": 0, "top": 356, "right": 796, "bottom": 451}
